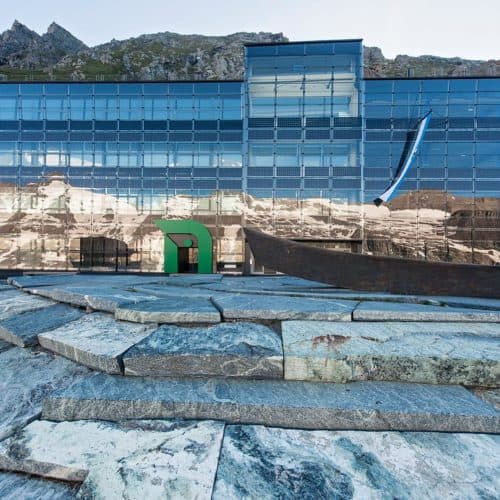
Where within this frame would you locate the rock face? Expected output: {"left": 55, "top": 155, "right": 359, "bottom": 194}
{"left": 0, "top": 472, "right": 79, "bottom": 499}
{"left": 0, "top": 21, "right": 498, "bottom": 81}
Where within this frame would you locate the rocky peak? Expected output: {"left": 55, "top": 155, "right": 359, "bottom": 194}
{"left": 42, "top": 22, "right": 87, "bottom": 54}
{"left": 0, "top": 20, "right": 40, "bottom": 58}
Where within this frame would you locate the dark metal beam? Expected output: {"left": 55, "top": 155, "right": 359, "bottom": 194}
{"left": 244, "top": 228, "right": 500, "bottom": 298}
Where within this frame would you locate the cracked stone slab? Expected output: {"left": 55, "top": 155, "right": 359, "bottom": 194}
{"left": 282, "top": 321, "right": 500, "bottom": 386}
{"left": 0, "top": 341, "right": 12, "bottom": 353}
{"left": 115, "top": 297, "right": 221, "bottom": 324}
{"left": 38, "top": 313, "right": 156, "bottom": 374}
{"left": 123, "top": 322, "right": 283, "bottom": 379}
{"left": 0, "top": 285, "right": 14, "bottom": 293}
{"left": 0, "top": 419, "right": 224, "bottom": 500}
{"left": 0, "top": 472, "right": 79, "bottom": 499}
{"left": 43, "top": 373, "right": 500, "bottom": 433}
{"left": 0, "top": 348, "right": 90, "bottom": 441}
{"left": 155, "top": 274, "right": 224, "bottom": 287}
{"left": 213, "top": 425, "right": 500, "bottom": 499}
{"left": 212, "top": 294, "right": 356, "bottom": 321}
{"left": 353, "top": 301, "right": 500, "bottom": 322}
{"left": 27, "top": 286, "right": 158, "bottom": 313}
{"left": 0, "top": 304, "right": 85, "bottom": 347}
{"left": 0, "top": 290, "right": 56, "bottom": 321}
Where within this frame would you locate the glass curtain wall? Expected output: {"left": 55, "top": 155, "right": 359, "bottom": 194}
{"left": 245, "top": 40, "right": 363, "bottom": 249}
{"left": 363, "top": 78, "right": 500, "bottom": 264}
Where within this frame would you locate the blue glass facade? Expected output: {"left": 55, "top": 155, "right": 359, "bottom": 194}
{"left": 0, "top": 39, "right": 498, "bottom": 271}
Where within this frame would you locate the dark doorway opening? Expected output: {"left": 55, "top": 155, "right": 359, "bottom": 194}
{"left": 79, "top": 237, "right": 130, "bottom": 271}
{"left": 177, "top": 247, "right": 198, "bottom": 273}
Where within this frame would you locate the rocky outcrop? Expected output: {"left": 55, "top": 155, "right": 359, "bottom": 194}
{"left": 0, "top": 21, "right": 498, "bottom": 81}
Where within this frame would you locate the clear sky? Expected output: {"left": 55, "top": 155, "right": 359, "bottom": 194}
{"left": 2, "top": 0, "right": 499, "bottom": 60}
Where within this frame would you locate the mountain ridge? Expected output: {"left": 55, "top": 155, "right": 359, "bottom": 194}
{"left": 0, "top": 21, "right": 498, "bottom": 81}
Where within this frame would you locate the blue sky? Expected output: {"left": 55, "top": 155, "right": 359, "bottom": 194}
{"left": 2, "top": 0, "right": 499, "bottom": 60}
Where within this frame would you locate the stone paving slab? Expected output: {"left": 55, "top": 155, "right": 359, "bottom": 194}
{"left": 213, "top": 425, "right": 500, "bottom": 499}
{"left": 43, "top": 374, "right": 500, "bottom": 433}
{"left": 0, "top": 472, "right": 79, "bottom": 499}
{"left": 472, "top": 388, "right": 500, "bottom": 410}
{"left": 0, "top": 291, "right": 56, "bottom": 321}
{"left": 0, "top": 285, "right": 14, "bottom": 293}
{"left": 212, "top": 293, "right": 356, "bottom": 321}
{"left": 282, "top": 321, "right": 500, "bottom": 386}
{"left": 8, "top": 274, "right": 161, "bottom": 289}
{"left": 123, "top": 322, "right": 283, "bottom": 379}
{"left": 0, "top": 304, "right": 85, "bottom": 347}
{"left": 115, "top": 297, "right": 221, "bottom": 323}
{"left": 353, "top": 301, "right": 500, "bottom": 322}
{"left": 38, "top": 313, "right": 156, "bottom": 374}
{"left": 0, "top": 341, "right": 12, "bottom": 353}
{"left": 28, "top": 286, "right": 158, "bottom": 313}
{"left": 0, "top": 348, "right": 90, "bottom": 441}
{"left": 0, "top": 419, "right": 224, "bottom": 500}
{"left": 126, "top": 283, "right": 216, "bottom": 299}
{"left": 430, "top": 295, "right": 500, "bottom": 311}
{"left": 154, "top": 274, "right": 224, "bottom": 287}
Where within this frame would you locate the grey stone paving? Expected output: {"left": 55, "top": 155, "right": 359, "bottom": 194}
{"left": 282, "top": 321, "right": 500, "bottom": 386}
{"left": 0, "top": 472, "right": 79, "bottom": 500}
{"left": 212, "top": 293, "right": 356, "bottom": 321}
{"left": 123, "top": 322, "right": 283, "bottom": 378}
{"left": 43, "top": 373, "right": 500, "bottom": 433}
{"left": 0, "top": 303, "right": 85, "bottom": 347}
{"left": 353, "top": 300, "right": 500, "bottom": 322}
{"left": 472, "top": 388, "right": 500, "bottom": 410}
{"left": 28, "top": 286, "right": 160, "bottom": 313}
{"left": 0, "top": 340, "right": 12, "bottom": 353}
{"left": 213, "top": 425, "right": 500, "bottom": 500}
{"left": 126, "top": 283, "right": 216, "bottom": 299}
{"left": 115, "top": 297, "right": 221, "bottom": 323}
{"left": 0, "top": 290, "right": 55, "bottom": 321}
{"left": 0, "top": 419, "right": 224, "bottom": 500}
{"left": 38, "top": 313, "right": 156, "bottom": 374}
{"left": 0, "top": 348, "right": 90, "bottom": 441}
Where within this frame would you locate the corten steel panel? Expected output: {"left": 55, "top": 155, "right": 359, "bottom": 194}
{"left": 244, "top": 228, "right": 500, "bottom": 298}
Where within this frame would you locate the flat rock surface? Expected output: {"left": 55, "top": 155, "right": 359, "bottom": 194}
{"left": 123, "top": 322, "right": 283, "bottom": 378}
{"left": 353, "top": 301, "right": 500, "bottom": 322}
{"left": 126, "top": 283, "right": 216, "bottom": 299}
{"left": 282, "top": 321, "right": 500, "bottom": 386}
{"left": 213, "top": 425, "right": 500, "bottom": 499}
{"left": 39, "top": 313, "right": 156, "bottom": 374}
{"left": 0, "top": 340, "right": 12, "bottom": 353}
{"left": 0, "top": 419, "right": 224, "bottom": 500}
{"left": 0, "top": 303, "right": 85, "bottom": 347}
{"left": 472, "top": 388, "right": 500, "bottom": 410}
{"left": 0, "top": 291, "right": 55, "bottom": 321}
{"left": 115, "top": 297, "right": 221, "bottom": 323}
{"left": 0, "top": 348, "right": 90, "bottom": 440}
{"left": 28, "top": 286, "right": 158, "bottom": 313}
{"left": 43, "top": 374, "right": 500, "bottom": 433}
{"left": 212, "top": 293, "right": 356, "bottom": 321}
{"left": 0, "top": 472, "right": 79, "bottom": 499}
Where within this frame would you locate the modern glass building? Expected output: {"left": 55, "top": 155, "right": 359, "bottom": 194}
{"left": 0, "top": 39, "right": 498, "bottom": 272}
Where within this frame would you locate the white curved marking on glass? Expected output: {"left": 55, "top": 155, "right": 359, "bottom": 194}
{"left": 374, "top": 111, "right": 432, "bottom": 205}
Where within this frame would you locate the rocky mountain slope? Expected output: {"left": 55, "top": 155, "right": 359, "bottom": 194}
{"left": 0, "top": 21, "right": 498, "bottom": 81}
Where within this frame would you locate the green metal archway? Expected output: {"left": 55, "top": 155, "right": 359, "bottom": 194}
{"left": 154, "top": 219, "right": 213, "bottom": 274}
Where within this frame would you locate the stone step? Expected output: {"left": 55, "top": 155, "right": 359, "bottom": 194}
{"left": 282, "top": 321, "right": 500, "bottom": 387}
{"left": 0, "top": 290, "right": 56, "bottom": 321}
{"left": 0, "top": 419, "right": 224, "bottom": 499}
{"left": 0, "top": 348, "right": 90, "bottom": 441}
{"left": 211, "top": 293, "right": 357, "bottom": 321}
{"left": 27, "top": 286, "right": 158, "bottom": 313}
{"left": 38, "top": 313, "right": 156, "bottom": 374}
{"left": 353, "top": 301, "right": 500, "bottom": 322}
{"left": 122, "top": 322, "right": 283, "bottom": 379}
{"left": 0, "top": 472, "right": 79, "bottom": 499}
{"left": 0, "top": 303, "right": 85, "bottom": 347}
{"left": 115, "top": 297, "right": 221, "bottom": 324}
{"left": 43, "top": 374, "right": 500, "bottom": 433}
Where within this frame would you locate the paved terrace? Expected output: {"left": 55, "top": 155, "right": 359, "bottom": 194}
{"left": 0, "top": 273, "right": 499, "bottom": 498}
